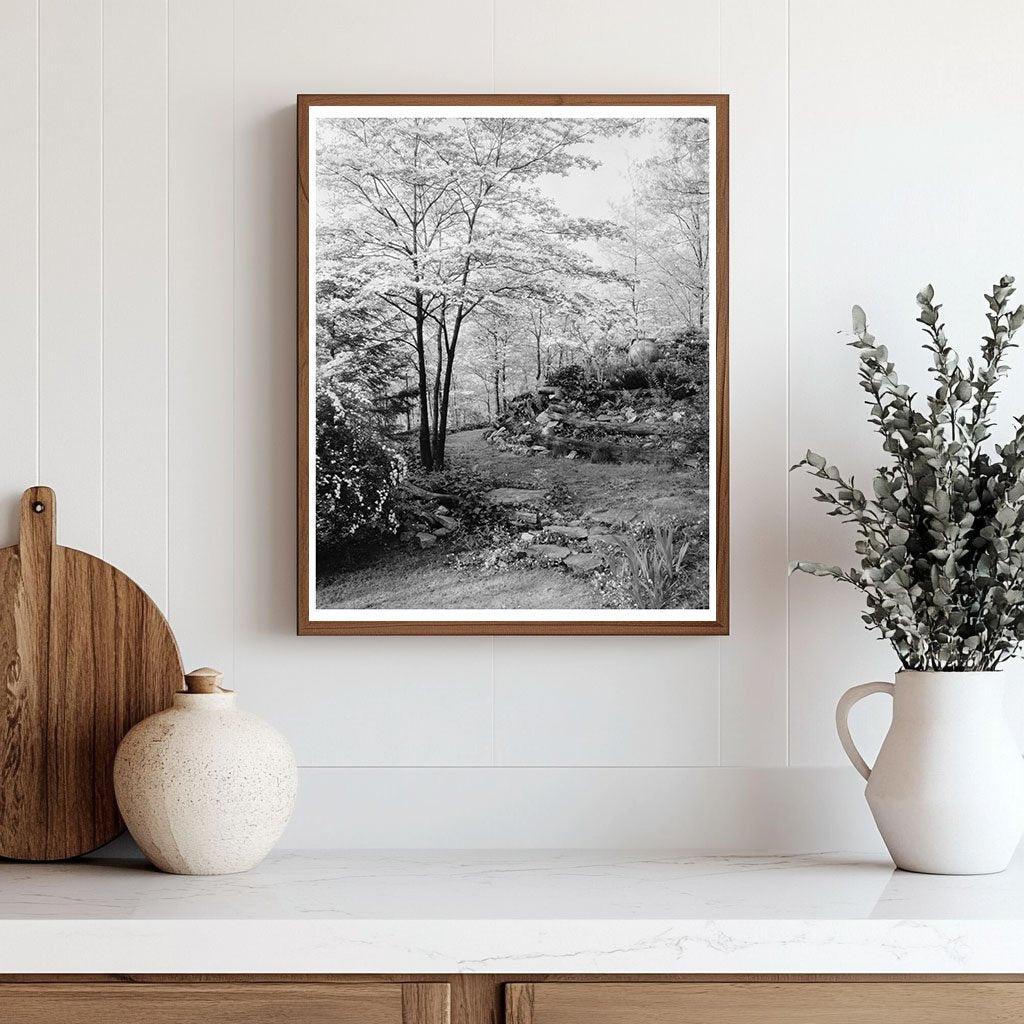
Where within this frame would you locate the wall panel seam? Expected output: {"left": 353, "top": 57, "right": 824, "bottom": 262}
{"left": 35, "top": 0, "right": 40, "bottom": 484}
{"left": 100, "top": 0, "right": 105, "bottom": 558}
{"left": 784, "top": 0, "right": 792, "bottom": 767}
{"left": 716, "top": 0, "right": 723, "bottom": 768}
{"left": 164, "top": 0, "right": 170, "bottom": 613}
{"left": 490, "top": 638, "right": 496, "bottom": 767}
{"left": 231, "top": 0, "right": 237, "bottom": 686}
{"left": 718, "top": 0, "right": 722, "bottom": 91}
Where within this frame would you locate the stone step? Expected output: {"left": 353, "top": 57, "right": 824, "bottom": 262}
{"left": 509, "top": 509, "right": 545, "bottom": 527}
{"left": 527, "top": 544, "right": 571, "bottom": 562}
{"left": 485, "top": 487, "right": 548, "bottom": 507}
{"left": 565, "top": 552, "right": 606, "bottom": 573}
{"left": 543, "top": 525, "right": 589, "bottom": 540}
{"left": 588, "top": 509, "right": 639, "bottom": 527}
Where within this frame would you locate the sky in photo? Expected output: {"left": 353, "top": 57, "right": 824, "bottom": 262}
{"left": 535, "top": 119, "right": 666, "bottom": 220}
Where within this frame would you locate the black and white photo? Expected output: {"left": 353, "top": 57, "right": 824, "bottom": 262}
{"left": 298, "top": 96, "right": 728, "bottom": 635}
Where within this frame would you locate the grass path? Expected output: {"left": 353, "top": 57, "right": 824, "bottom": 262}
{"left": 446, "top": 428, "right": 707, "bottom": 521}
{"left": 316, "top": 428, "right": 709, "bottom": 611}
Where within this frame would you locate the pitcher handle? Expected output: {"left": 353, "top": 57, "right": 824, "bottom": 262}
{"left": 836, "top": 681, "right": 895, "bottom": 780}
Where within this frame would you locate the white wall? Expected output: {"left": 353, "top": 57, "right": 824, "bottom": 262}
{"left": 2, "top": 0, "right": 1021, "bottom": 851}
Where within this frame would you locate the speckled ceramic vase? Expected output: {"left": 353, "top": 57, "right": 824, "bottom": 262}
{"left": 113, "top": 668, "right": 297, "bottom": 875}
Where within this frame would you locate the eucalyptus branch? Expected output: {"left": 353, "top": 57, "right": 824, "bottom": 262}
{"left": 793, "top": 279, "right": 1024, "bottom": 672}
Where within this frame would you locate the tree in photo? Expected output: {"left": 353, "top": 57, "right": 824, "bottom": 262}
{"left": 599, "top": 119, "right": 711, "bottom": 338}
{"left": 637, "top": 119, "right": 712, "bottom": 331}
{"left": 462, "top": 299, "right": 538, "bottom": 419}
{"left": 316, "top": 116, "right": 632, "bottom": 470}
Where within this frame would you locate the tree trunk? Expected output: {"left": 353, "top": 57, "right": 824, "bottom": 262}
{"left": 413, "top": 302, "right": 433, "bottom": 471}
{"left": 431, "top": 321, "right": 443, "bottom": 459}
{"left": 409, "top": 174, "right": 433, "bottom": 470}
{"left": 434, "top": 310, "right": 468, "bottom": 470}
{"left": 430, "top": 229, "right": 476, "bottom": 470}
{"left": 435, "top": 343, "right": 459, "bottom": 470}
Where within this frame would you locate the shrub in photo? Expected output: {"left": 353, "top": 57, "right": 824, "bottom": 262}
{"left": 604, "top": 365, "right": 647, "bottom": 391}
{"left": 544, "top": 364, "right": 588, "bottom": 399}
{"left": 316, "top": 384, "right": 406, "bottom": 550}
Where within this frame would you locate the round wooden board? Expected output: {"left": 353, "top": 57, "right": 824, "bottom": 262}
{"left": 0, "top": 487, "right": 183, "bottom": 861}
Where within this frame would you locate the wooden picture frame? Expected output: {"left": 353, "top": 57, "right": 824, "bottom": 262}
{"left": 298, "top": 94, "right": 728, "bottom": 635}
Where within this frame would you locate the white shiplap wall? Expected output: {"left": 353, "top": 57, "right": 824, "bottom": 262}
{"left": 1, "top": 0, "right": 1019, "bottom": 850}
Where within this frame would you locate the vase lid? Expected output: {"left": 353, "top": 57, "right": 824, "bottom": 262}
{"left": 182, "top": 667, "right": 234, "bottom": 695}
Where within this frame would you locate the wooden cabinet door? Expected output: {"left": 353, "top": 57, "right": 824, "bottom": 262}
{"left": 506, "top": 981, "right": 1024, "bottom": 1023}
{"left": 0, "top": 982, "right": 449, "bottom": 1024}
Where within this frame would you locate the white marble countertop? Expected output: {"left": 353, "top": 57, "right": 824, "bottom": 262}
{"left": 3, "top": 849, "right": 1024, "bottom": 974}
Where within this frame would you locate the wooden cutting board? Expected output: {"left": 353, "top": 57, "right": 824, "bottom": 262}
{"left": 0, "top": 486, "right": 183, "bottom": 861}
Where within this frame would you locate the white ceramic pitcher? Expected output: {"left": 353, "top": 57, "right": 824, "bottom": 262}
{"left": 837, "top": 670, "right": 1024, "bottom": 875}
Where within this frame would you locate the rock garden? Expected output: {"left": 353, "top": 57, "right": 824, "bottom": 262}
{"left": 316, "top": 358, "right": 711, "bottom": 612}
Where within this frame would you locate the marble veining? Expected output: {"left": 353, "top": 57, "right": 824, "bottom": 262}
{"left": 1, "top": 849, "right": 1022, "bottom": 973}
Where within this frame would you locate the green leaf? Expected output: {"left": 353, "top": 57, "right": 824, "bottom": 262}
{"left": 794, "top": 279, "right": 1024, "bottom": 671}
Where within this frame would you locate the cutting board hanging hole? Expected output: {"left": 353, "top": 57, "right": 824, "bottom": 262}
{"left": 21, "top": 486, "right": 57, "bottom": 555}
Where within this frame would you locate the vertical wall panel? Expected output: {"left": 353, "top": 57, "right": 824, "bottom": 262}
{"left": 494, "top": 637, "right": 720, "bottom": 767}
{"left": 102, "top": 0, "right": 168, "bottom": 607}
{"left": 167, "top": 0, "right": 234, "bottom": 671}
{"left": 493, "top": 0, "right": 720, "bottom": 91}
{"left": 717, "top": 0, "right": 789, "bottom": 765}
{"left": 788, "top": 0, "right": 1024, "bottom": 763}
{"left": 248, "top": 641, "right": 496, "bottom": 767}
{"left": 232, "top": 0, "right": 496, "bottom": 767}
{"left": 38, "top": 0, "right": 103, "bottom": 553}
{"left": 492, "top": 0, "right": 723, "bottom": 766}
{"left": 0, "top": 0, "right": 39, "bottom": 540}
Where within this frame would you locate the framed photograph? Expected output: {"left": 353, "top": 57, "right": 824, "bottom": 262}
{"left": 298, "top": 94, "right": 728, "bottom": 635}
